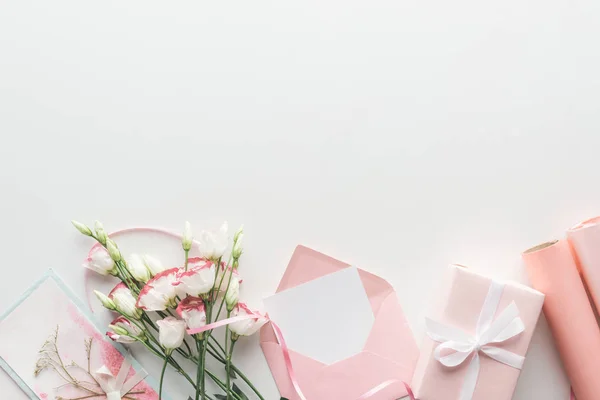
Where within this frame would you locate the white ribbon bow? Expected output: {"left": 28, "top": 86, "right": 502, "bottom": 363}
{"left": 425, "top": 280, "right": 526, "bottom": 400}
{"left": 94, "top": 358, "right": 148, "bottom": 400}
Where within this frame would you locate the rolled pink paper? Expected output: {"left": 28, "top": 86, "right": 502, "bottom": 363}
{"left": 567, "top": 216, "right": 600, "bottom": 311}
{"left": 411, "top": 264, "right": 544, "bottom": 400}
{"left": 523, "top": 239, "right": 600, "bottom": 400}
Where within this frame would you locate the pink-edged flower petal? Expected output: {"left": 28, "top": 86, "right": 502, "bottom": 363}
{"left": 176, "top": 296, "right": 207, "bottom": 330}
{"left": 83, "top": 247, "right": 116, "bottom": 275}
{"left": 136, "top": 268, "right": 181, "bottom": 311}
{"left": 229, "top": 303, "right": 268, "bottom": 337}
{"left": 174, "top": 258, "right": 216, "bottom": 296}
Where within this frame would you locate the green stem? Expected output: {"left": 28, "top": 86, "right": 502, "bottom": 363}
{"left": 214, "top": 259, "right": 236, "bottom": 321}
{"left": 184, "top": 249, "right": 190, "bottom": 271}
{"left": 205, "top": 369, "right": 243, "bottom": 400}
{"left": 226, "top": 332, "right": 235, "bottom": 400}
{"left": 195, "top": 339, "right": 203, "bottom": 400}
{"left": 208, "top": 335, "right": 227, "bottom": 356}
{"left": 159, "top": 356, "right": 169, "bottom": 400}
{"left": 200, "top": 297, "right": 213, "bottom": 400}
{"left": 201, "top": 338, "right": 208, "bottom": 399}
{"left": 230, "top": 364, "right": 265, "bottom": 400}
{"left": 206, "top": 340, "right": 264, "bottom": 400}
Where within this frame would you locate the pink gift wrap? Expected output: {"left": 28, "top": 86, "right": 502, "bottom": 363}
{"left": 567, "top": 216, "right": 600, "bottom": 312}
{"left": 411, "top": 265, "right": 544, "bottom": 400}
{"left": 523, "top": 239, "right": 600, "bottom": 400}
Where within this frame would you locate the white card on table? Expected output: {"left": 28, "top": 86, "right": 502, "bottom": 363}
{"left": 263, "top": 266, "right": 375, "bottom": 364}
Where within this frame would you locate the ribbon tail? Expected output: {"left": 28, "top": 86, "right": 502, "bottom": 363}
{"left": 271, "top": 321, "right": 308, "bottom": 400}
{"left": 357, "top": 380, "right": 415, "bottom": 400}
{"left": 121, "top": 370, "right": 148, "bottom": 395}
{"left": 459, "top": 353, "right": 480, "bottom": 400}
{"left": 115, "top": 359, "right": 131, "bottom": 392}
{"left": 105, "top": 391, "right": 123, "bottom": 400}
{"left": 481, "top": 346, "right": 525, "bottom": 370}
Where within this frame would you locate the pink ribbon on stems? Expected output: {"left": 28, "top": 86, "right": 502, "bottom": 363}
{"left": 188, "top": 313, "right": 308, "bottom": 400}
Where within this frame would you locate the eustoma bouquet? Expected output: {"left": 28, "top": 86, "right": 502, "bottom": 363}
{"left": 72, "top": 220, "right": 268, "bottom": 400}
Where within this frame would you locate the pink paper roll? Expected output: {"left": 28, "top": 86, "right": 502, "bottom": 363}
{"left": 567, "top": 216, "right": 600, "bottom": 312}
{"left": 523, "top": 240, "right": 600, "bottom": 400}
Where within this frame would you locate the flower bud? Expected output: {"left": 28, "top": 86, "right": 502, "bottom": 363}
{"left": 109, "top": 324, "right": 130, "bottom": 336}
{"left": 126, "top": 254, "right": 152, "bottom": 283}
{"left": 71, "top": 220, "right": 92, "bottom": 236}
{"left": 232, "top": 233, "right": 244, "bottom": 260}
{"left": 182, "top": 221, "right": 193, "bottom": 252}
{"left": 94, "top": 290, "right": 116, "bottom": 310}
{"left": 225, "top": 277, "right": 240, "bottom": 311}
{"left": 106, "top": 239, "right": 122, "bottom": 262}
{"left": 94, "top": 221, "right": 108, "bottom": 245}
{"left": 233, "top": 225, "right": 244, "bottom": 244}
{"left": 107, "top": 316, "right": 145, "bottom": 344}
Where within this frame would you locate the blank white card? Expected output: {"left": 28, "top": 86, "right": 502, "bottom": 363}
{"left": 263, "top": 267, "right": 375, "bottom": 365}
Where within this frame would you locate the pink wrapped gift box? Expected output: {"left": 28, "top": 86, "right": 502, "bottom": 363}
{"left": 411, "top": 265, "right": 544, "bottom": 400}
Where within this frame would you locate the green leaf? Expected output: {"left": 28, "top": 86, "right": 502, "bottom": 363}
{"left": 214, "top": 395, "right": 227, "bottom": 400}
{"left": 281, "top": 398, "right": 290, "bottom": 400}
{"left": 232, "top": 383, "right": 250, "bottom": 400}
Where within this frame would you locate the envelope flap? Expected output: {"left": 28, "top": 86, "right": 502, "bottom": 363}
{"left": 278, "top": 246, "right": 395, "bottom": 312}
{"left": 277, "top": 245, "right": 349, "bottom": 292}
{"left": 364, "top": 291, "right": 419, "bottom": 369}
{"left": 357, "top": 269, "right": 394, "bottom": 315}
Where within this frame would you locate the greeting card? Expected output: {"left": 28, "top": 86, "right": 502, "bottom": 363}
{"left": 0, "top": 269, "right": 164, "bottom": 400}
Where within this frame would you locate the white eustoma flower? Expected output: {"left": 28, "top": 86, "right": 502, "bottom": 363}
{"left": 107, "top": 316, "right": 144, "bottom": 344}
{"left": 174, "top": 258, "right": 216, "bottom": 296}
{"left": 136, "top": 268, "right": 183, "bottom": 311}
{"left": 143, "top": 255, "right": 166, "bottom": 276}
{"left": 176, "top": 296, "right": 207, "bottom": 331}
{"left": 198, "top": 222, "right": 229, "bottom": 260}
{"left": 229, "top": 303, "right": 268, "bottom": 337}
{"left": 157, "top": 317, "right": 187, "bottom": 353}
{"left": 84, "top": 247, "right": 117, "bottom": 276}
{"left": 109, "top": 283, "right": 142, "bottom": 320}
{"left": 126, "top": 254, "right": 152, "bottom": 283}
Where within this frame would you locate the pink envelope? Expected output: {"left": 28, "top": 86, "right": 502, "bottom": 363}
{"left": 260, "top": 245, "right": 419, "bottom": 400}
